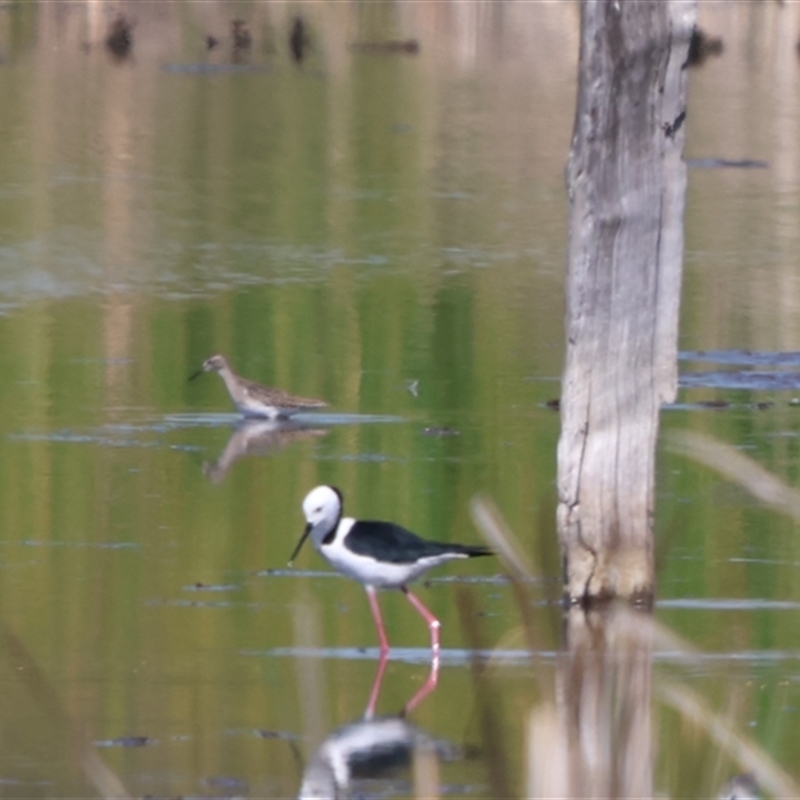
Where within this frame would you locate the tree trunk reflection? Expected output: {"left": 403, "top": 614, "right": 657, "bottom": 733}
{"left": 527, "top": 605, "right": 653, "bottom": 799}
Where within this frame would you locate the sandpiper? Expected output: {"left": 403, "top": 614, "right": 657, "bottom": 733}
{"left": 189, "top": 354, "right": 327, "bottom": 420}
{"left": 290, "top": 485, "right": 493, "bottom": 656}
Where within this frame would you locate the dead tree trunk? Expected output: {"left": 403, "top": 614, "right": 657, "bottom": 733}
{"left": 557, "top": 0, "right": 696, "bottom": 603}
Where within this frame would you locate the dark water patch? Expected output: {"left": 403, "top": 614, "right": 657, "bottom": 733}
{"left": 655, "top": 649, "right": 800, "bottom": 665}
{"left": 686, "top": 158, "right": 769, "bottom": 169}
{"left": 7, "top": 411, "right": 402, "bottom": 452}
{"left": 421, "top": 426, "right": 461, "bottom": 437}
{"left": 659, "top": 598, "right": 800, "bottom": 611}
{"left": 9, "top": 429, "right": 167, "bottom": 448}
{"left": 162, "top": 62, "right": 272, "bottom": 75}
{"left": 257, "top": 568, "right": 343, "bottom": 579}
{"left": 0, "top": 779, "right": 54, "bottom": 787}
{"left": 729, "top": 556, "right": 800, "bottom": 566}
{"left": 21, "top": 539, "right": 137, "bottom": 549}
{"left": 95, "top": 735, "right": 155, "bottom": 748}
{"left": 165, "top": 412, "right": 404, "bottom": 428}
{"left": 245, "top": 646, "right": 547, "bottom": 666}
{"left": 679, "top": 371, "right": 800, "bottom": 390}
{"left": 425, "top": 573, "right": 515, "bottom": 585}
{"left": 667, "top": 399, "right": 783, "bottom": 411}
{"left": 667, "top": 400, "right": 731, "bottom": 411}
{"left": 144, "top": 412, "right": 240, "bottom": 429}
{"left": 253, "top": 644, "right": 800, "bottom": 668}
{"left": 224, "top": 728, "right": 303, "bottom": 741}
{"left": 147, "top": 598, "right": 260, "bottom": 609}
{"left": 680, "top": 350, "right": 800, "bottom": 367}
{"left": 185, "top": 582, "right": 240, "bottom": 592}
{"left": 258, "top": 569, "right": 518, "bottom": 587}
{"left": 301, "top": 412, "right": 405, "bottom": 426}
{"left": 201, "top": 775, "right": 248, "bottom": 790}
{"left": 332, "top": 453, "right": 405, "bottom": 463}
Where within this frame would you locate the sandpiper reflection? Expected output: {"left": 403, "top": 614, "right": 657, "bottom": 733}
{"left": 203, "top": 419, "right": 328, "bottom": 483}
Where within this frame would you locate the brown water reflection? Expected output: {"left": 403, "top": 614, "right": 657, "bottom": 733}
{"left": 1, "top": 0, "right": 800, "bottom": 796}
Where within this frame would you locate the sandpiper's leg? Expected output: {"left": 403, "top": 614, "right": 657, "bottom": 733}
{"left": 365, "top": 585, "right": 390, "bottom": 655}
{"left": 402, "top": 587, "right": 441, "bottom": 657}
{"left": 364, "top": 650, "right": 389, "bottom": 719}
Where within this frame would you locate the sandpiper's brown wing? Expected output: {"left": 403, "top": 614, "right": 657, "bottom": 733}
{"left": 240, "top": 379, "right": 327, "bottom": 410}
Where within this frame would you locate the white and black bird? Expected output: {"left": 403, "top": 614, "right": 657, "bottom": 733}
{"left": 290, "top": 485, "right": 493, "bottom": 655}
{"left": 189, "top": 354, "right": 327, "bottom": 420}
{"left": 297, "top": 714, "right": 462, "bottom": 800}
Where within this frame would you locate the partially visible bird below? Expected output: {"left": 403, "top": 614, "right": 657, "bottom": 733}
{"left": 718, "top": 773, "right": 760, "bottom": 800}
{"left": 297, "top": 712, "right": 463, "bottom": 800}
{"left": 189, "top": 354, "right": 327, "bottom": 420}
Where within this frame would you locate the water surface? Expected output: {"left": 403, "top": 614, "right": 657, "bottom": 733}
{"left": 1, "top": 1, "right": 800, "bottom": 796}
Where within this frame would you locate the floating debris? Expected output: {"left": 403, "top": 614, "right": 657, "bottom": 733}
{"left": 289, "top": 16, "right": 309, "bottom": 63}
{"left": 186, "top": 582, "right": 240, "bottom": 592}
{"left": 421, "top": 426, "right": 460, "bottom": 437}
{"left": 686, "top": 158, "right": 768, "bottom": 169}
{"left": 105, "top": 15, "right": 133, "bottom": 61}
{"left": 696, "top": 399, "right": 730, "bottom": 409}
{"left": 686, "top": 25, "right": 723, "bottom": 67}
{"left": 349, "top": 40, "right": 420, "bottom": 55}
{"left": 95, "top": 736, "right": 153, "bottom": 748}
{"left": 251, "top": 728, "right": 302, "bottom": 741}
{"left": 232, "top": 19, "right": 251, "bottom": 61}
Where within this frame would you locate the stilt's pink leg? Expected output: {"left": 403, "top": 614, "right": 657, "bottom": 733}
{"left": 364, "top": 650, "right": 389, "bottom": 719}
{"left": 402, "top": 586, "right": 441, "bottom": 713}
{"left": 402, "top": 587, "right": 441, "bottom": 656}
{"left": 403, "top": 658, "right": 439, "bottom": 714}
{"left": 365, "top": 586, "right": 390, "bottom": 655}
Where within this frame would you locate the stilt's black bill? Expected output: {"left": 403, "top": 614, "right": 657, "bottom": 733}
{"left": 188, "top": 368, "right": 204, "bottom": 382}
{"left": 288, "top": 523, "right": 313, "bottom": 566}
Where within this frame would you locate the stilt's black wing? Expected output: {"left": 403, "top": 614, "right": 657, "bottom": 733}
{"left": 344, "top": 521, "right": 491, "bottom": 564}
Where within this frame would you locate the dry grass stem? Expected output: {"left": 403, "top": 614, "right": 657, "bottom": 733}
{"left": 668, "top": 430, "right": 800, "bottom": 520}
{"left": 293, "top": 599, "right": 328, "bottom": 747}
{"left": 2, "top": 626, "right": 131, "bottom": 800}
{"left": 412, "top": 740, "right": 441, "bottom": 800}
{"left": 658, "top": 678, "right": 800, "bottom": 799}
{"left": 470, "top": 493, "right": 536, "bottom": 582}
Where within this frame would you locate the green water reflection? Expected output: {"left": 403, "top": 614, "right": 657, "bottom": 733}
{"left": 1, "top": 1, "right": 800, "bottom": 797}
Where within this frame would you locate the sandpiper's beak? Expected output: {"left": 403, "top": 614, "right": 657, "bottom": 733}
{"left": 188, "top": 366, "right": 205, "bottom": 382}
{"left": 288, "top": 522, "right": 313, "bottom": 566}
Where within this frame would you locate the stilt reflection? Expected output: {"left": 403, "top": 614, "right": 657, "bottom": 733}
{"left": 364, "top": 649, "right": 439, "bottom": 719}
{"left": 297, "top": 656, "right": 459, "bottom": 800}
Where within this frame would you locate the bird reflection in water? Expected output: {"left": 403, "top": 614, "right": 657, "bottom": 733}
{"left": 203, "top": 419, "right": 328, "bottom": 483}
{"left": 297, "top": 659, "right": 464, "bottom": 800}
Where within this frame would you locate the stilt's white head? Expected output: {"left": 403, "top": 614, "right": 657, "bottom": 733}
{"left": 302, "top": 485, "right": 342, "bottom": 527}
{"left": 289, "top": 485, "right": 344, "bottom": 564}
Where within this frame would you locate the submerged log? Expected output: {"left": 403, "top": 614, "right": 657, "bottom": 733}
{"left": 557, "top": 0, "right": 696, "bottom": 603}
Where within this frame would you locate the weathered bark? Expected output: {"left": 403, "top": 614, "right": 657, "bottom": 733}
{"left": 557, "top": 0, "right": 696, "bottom": 603}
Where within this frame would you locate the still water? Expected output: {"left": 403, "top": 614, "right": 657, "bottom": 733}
{"left": 1, "top": 1, "right": 800, "bottom": 797}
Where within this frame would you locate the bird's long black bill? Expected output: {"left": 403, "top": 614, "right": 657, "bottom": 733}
{"left": 288, "top": 523, "right": 313, "bottom": 566}
{"left": 188, "top": 368, "right": 204, "bottom": 382}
